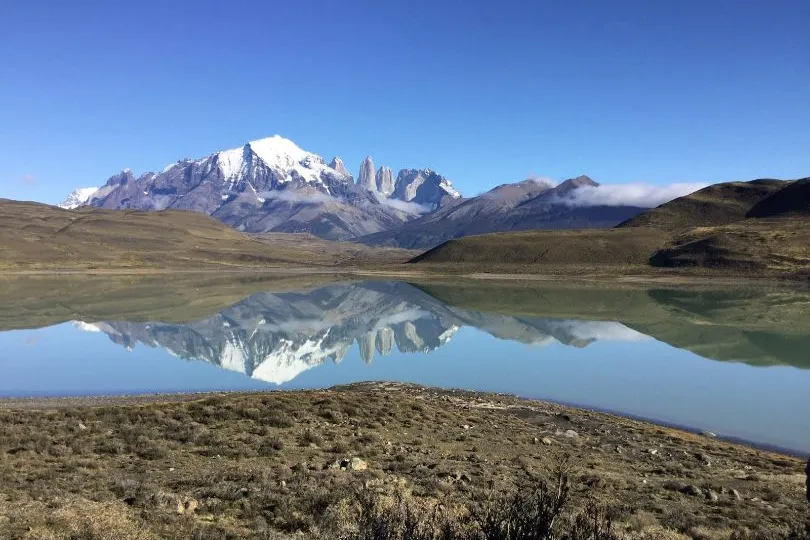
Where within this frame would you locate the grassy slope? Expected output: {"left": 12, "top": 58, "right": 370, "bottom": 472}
{"left": 0, "top": 200, "right": 413, "bottom": 271}
{"left": 410, "top": 179, "right": 810, "bottom": 278}
{"left": 649, "top": 217, "right": 810, "bottom": 274}
{"left": 411, "top": 228, "right": 668, "bottom": 267}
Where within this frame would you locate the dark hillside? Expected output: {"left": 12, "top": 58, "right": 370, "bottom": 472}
{"left": 616, "top": 179, "right": 788, "bottom": 230}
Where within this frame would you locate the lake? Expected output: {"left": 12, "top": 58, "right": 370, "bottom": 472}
{"left": 0, "top": 276, "right": 808, "bottom": 454}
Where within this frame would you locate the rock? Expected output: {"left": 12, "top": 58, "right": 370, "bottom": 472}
{"left": 349, "top": 457, "right": 368, "bottom": 471}
{"left": 331, "top": 457, "right": 368, "bottom": 471}
{"left": 563, "top": 429, "right": 579, "bottom": 438}
{"left": 376, "top": 166, "right": 394, "bottom": 196}
{"left": 357, "top": 157, "right": 376, "bottom": 190}
{"left": 177, "top": 498, "right": 199, "bottom": 514}
{"left": 532, "top": 437, "right": 539, "bottom": 444}
{"left": 701, "top": 431, "right": 717, "bottom": 438}
{"left": 731, "top": 489, "right": 742, "bottom": 501}
{"left": 681, "top": 484, "right": 703, "bottom": 497}
{"left": 77, "top": 422, "right": 87, "bottom": 431}
{"left": 615, "top": 446, "right": 623, "bottom": 454}
{"left": 707, "top": 490, "right": 719, "bottom": 502}
{"left": 329, "top": 157, "right": 351, "bottom": 177}
{"left": 663, "top": 480, "right": 688, "bottom": 492}
{"left": 649, "top": 449, "right": 659, "bottom": 456}
{"left": 541, "top": 438, "right": 553, "bottom": 446}
{"left": 462, "top": 425, "right": 471, "bottom": 430}
{"left": 696, "top": 453, "right": 712, "bottom": 466}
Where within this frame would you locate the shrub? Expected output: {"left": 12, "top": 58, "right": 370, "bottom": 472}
{"left": 266, "top": 410, "right": 294, "bottom": 429}
{"left": 259, "top": 436, "right": 285, "bottom": 455}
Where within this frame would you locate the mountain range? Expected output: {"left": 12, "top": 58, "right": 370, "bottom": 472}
{"left": 60, "top": 135, "right": 649, "bottom": 247}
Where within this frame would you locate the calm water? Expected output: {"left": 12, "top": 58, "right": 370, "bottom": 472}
{"left": 1, "top": 278, "right": 808, "bottom": 454}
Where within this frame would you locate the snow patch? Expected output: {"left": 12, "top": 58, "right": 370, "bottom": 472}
{"left": 59, "top": 187, "right": 99, "bottom": 209}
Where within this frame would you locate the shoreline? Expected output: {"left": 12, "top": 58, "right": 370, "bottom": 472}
{"left": 0, "top": 265, "right": 807, "bottom": 288}
{"left": 0, "top": 383, "right": 804, "bottom": 458}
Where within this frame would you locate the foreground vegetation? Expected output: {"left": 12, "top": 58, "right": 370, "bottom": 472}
{"left": 0, "top": 384, "right": 806, "bottom": 539}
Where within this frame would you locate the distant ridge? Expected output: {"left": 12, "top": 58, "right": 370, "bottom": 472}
{"left": 410, "top": 177, "right": 810, "bottom": 278}
{"left": 357, "top": 175, "right": 646, "bottom": 249}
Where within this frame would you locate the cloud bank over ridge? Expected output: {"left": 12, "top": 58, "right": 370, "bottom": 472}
{"left": 558, "top": 182, "right": 708, "bottom": 208}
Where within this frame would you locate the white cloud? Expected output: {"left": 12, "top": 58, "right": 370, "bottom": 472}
{"left": 558, "top": 183, "right": 708, "bottom": 208}
{"left": 258, "top": 190, "right": 335, "bottom": 204}
{"left": 376, "top": 197, "right": 432, "bottom": 215}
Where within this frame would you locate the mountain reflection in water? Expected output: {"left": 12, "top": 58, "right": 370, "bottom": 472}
{"left": 74, "top": 282, "right": 650, "bottom": 385}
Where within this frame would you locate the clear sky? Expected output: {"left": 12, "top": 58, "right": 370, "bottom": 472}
{"left": 1, "top": 0, "right": 808, "bottom": 204}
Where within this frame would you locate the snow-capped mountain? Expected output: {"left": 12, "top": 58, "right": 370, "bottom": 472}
{"left": 59, "top": 134, "right": 673, "bottom": 247}
{"left": 72, "top": 281, "right": 649, "bottom": 386}
{"left": 59, "top": 187, "right": 100, "bottom": 209}
{"left": 74, "top": 135, "right": 462, "bottom": 241}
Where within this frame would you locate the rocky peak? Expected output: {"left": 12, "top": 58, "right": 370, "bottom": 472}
{"left": 393, "top": 169, "right": 461, "bottom": 206}
{"left": 553, "top": 175, "right": 599, "bottom": 196}
{"left": 104, "top": 168, "right": 135, "bottom": 187}
{"left": 375, "top": 166, "right": 394, "bottom": 196}
{"left": 357, "top": 157, "right": 375, "bottom": 191}
{"left": 329, "top": 157, "right": 351, "bottom": 178}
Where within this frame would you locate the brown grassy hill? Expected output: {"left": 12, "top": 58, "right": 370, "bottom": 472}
{"left": 616, "top": 179, "right": 788, "bottom": 231}
{"left": 746, "top": 177, "right": 810, "bottom": 218}
{"left": 648, "top": 217, "right": 810, "bottom": 273}
{"left": 0, "top": 200, "right": 412, "bottom": 271}
{"left": 410, "top": 228, "right": 668, "bottom": 267}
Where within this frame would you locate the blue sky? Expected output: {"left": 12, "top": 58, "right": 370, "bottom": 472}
{"left": 1, "top": 0, "right": 808, "bottom": 204}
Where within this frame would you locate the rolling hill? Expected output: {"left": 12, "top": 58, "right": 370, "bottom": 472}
{"left": 0, "top": 200, "right": 413, "bottom": 271}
